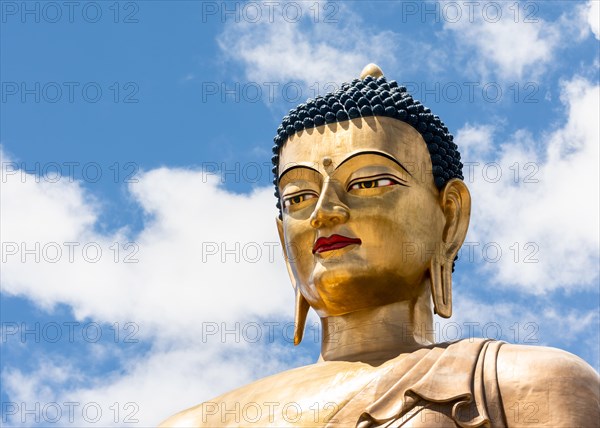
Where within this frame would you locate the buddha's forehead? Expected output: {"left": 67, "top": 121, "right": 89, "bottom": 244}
{"left": 278, "top": 116, "right": 432, "bottom": 179}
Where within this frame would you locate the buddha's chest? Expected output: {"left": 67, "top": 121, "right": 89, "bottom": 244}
{"left": 202, "top": 364, "right": 461, "bottom": 427}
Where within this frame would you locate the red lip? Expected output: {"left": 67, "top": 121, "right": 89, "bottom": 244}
{"left": 313, "top": 234, "right": 362, "bottom": 254}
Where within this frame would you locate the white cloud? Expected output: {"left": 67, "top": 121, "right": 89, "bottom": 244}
{"left": 216, "top": 3, "right": 417, "bottom": 98}
{"left": 0, "top": 161, "right": 292, "bottom": 339}
{"left": 442, "top": 3, "right": 579, "bottom": 80}
{"left": 0, "top": 154, "right": 306, "bottom": 425}
{"left": 218, "top": 1, "right": 598, "bottom": 90}
{"left": 588, "top": 0, "right": 600, "bottom": 40}
{"left": 457, "top": 75, "right": 599, "bottom": 293}
{"left": 2, "top": 343, "right": 306, "bottom": 427}
{"left": 452, "top": 123, "right": 495, "bottom": 159}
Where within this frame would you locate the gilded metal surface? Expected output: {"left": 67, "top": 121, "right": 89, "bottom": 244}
{"left": 160, "top": 71, "right": 600, "bottom": 428}
{"left": 359, "top": 63, "right": 384, "bottom": 79}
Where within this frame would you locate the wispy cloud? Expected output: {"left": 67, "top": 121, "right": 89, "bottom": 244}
{"left": 439, "top": 289, "right": 599, "bottom": 371}
{"left": 457, "top": 75, "right": 599, "bottom": 293}
{"left": 442, "top": 2, "right": 592, "bottom": 80}
{"left": 587, "top": 0, "right": 600, "bottom": 40}
{"left": 217, "top": 3, "right": 395, "bottom": 85}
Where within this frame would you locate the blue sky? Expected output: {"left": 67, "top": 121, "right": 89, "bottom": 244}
{"left": 1, "top": 1, "right": 599, "bottom": 426}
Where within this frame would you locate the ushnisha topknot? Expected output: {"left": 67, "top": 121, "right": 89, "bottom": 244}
{"left": 271, "top": 64, "right": 464, "bottom": 218}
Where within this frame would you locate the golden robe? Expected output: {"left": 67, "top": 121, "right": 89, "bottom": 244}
{"left": 163, "top": 338, "right": 512, "bottom": 427}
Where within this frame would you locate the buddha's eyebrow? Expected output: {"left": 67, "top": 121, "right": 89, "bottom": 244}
{"left": 278, "top": 164, "right": 320, "bottom": 183}
{"left": 336, "top": 150, "right": 413, "bottom": 177}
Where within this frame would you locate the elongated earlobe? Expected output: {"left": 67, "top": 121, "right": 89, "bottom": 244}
{"left": 430, "top": 178, "right": 471, "bottom": 319}
{"left": 294, "top": 290, "right": 310, "bottom": 345}
{"left": 276, "top": 216, "right": 311, "bottom": 345}
{"left": 430, "top": 252, "right": 453, "bottom": 318}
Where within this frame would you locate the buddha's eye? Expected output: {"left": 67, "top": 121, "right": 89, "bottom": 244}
{"left": 348, "top": 177, "right": 397, "bottom": 191}
{"left": 283, "top": 192, "right": 317, "bottom": 208}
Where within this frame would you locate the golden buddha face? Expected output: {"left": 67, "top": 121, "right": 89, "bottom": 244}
{"left": 276, "top": 116, "right": 458, "bottom": 317}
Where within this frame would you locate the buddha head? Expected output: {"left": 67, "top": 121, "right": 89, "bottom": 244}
{"left": 271, "top": 65, "right": 471, "bottom": 344}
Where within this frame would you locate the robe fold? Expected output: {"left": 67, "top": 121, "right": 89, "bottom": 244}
{"left": 327, "top": 339, "right": 506, "bottom": 427}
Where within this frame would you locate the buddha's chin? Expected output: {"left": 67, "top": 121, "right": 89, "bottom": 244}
{"left": 308, "top": 265, "right": 381, "bottom": 316}
{"left": 310, "top": 250, "right": 363, "bottom": 285}
{"left": 306, "top": 257, "right": 426, "bottom": 316}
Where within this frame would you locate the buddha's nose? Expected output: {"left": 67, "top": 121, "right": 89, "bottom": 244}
{"left": 309, "top": 179, "right": 350, "bottom": 229}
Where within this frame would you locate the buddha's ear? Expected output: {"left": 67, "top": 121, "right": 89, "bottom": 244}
{"left": 276, "top": 217, "right": 310, "bottom": 345}
{"left": 430, "top": 179, "right": 471, "bottom": 318}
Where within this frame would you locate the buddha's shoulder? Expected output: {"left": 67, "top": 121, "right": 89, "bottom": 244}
{"left": 496, "top": 343, "right": 599, "bottom": 425}
{"left": 496, "top": 342, "right": 599, "bottom": 385}
{"left": 159, "top": 360, "right": 377, "bottom": 427}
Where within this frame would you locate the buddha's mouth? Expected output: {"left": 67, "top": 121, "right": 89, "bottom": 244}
{"left": 313, "top": 234, "right": 362, "bottom": 254}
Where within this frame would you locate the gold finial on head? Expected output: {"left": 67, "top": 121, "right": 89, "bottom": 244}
{"left": 360, "top": 63, "right": 384, "bottom": 79}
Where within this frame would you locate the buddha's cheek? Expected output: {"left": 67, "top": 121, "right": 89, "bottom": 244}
{"left": 357, "top": 212, "right": 433, "bottom": 275}
{"left": 382, "top": 194, "right": 443, "bottom": 273}
{"left": 283, "top": 222, "right": 321, "bottom": 303}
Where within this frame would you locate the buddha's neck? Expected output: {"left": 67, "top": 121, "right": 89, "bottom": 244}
{"left": 318, "top": 284, "right": 434, "bottom": 366}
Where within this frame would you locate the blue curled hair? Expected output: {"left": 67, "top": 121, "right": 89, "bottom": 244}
{"left": 271, "top": 74, "right": 464, "bottom": 219}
